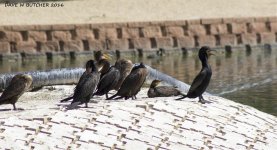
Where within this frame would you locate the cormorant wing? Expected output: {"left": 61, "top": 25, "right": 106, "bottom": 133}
{"left": 0, "top": 76, "right": 27, "bottom": 102}
{"left": 72, "top": 73, "right": 99, "bottom": 103}
{"left": 155, "top": 86, "right": 178, "bottom": 95}
{"left": 187, "top": 69, "right": 208, "bottom": 94}
{"left": 73, "top": 72, "right": 89, "bottom": 93}
{"left": 121, "top": 68, "right": 147, "bottom": 95}
{"left": 96, "top": 68, "right": 120, "bottom": 92}
{"left": 118, "top": 70, "right": 142, "bottom": 94}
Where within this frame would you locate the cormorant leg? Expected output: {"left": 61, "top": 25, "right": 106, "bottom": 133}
{"left": 13, "top": 104, "right": 17, "bottom": 110}
{"left": 175, "top": 95, "right": 187, "bottom": 100}
{"left": 85, "top": 103, "right": 88, "bottom": 108}
{"left": 105, "top": 93, "right": 108, "bottom": 99}
{"left": 198, "top": 95, "right": 211, "bottom": 104}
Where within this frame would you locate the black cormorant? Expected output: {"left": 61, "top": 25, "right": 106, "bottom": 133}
{"left": 107, "top": 63, "right": 148, "bottom": 100}
{"left": 113, "top": 58, "right": 133, "bottom": 91}
{"left": 94, "top": 58, "right": 133, "bottom": 98}
{"left": 93, "top": 66, "right": 120, "bottom": 99}
{"left": 176, "top": 46, "right": 215, "bottom": 104}
{"left": 60, "top": 60, "right": 100, "bottom": 108}
{"left": 0, "top": 74, "right": 33, "bottom": 110}
{"left": 147, "top": 80, "right": 182, "bottom": 98}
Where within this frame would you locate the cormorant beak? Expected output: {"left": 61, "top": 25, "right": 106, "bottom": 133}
{"left": 102, "top": 53, "right": 112, "bottom": 61}
{"left": 207, "top": 50, "right": 216, "bottom": 56}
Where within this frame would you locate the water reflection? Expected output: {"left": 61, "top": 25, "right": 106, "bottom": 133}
{"left": 0, "top": 46, "right": 276, "bottom": 116}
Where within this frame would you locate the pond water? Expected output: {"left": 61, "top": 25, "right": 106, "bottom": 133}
{"left": 0, "top": 46, "right": 276, "bottom": 116}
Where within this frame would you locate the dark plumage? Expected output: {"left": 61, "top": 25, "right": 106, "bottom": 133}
{"left": 93, "top": 66, "right": 120, "bottom": 99}
{"left": 176, "top": 46, "right": 215, "bottom": 104}
{"left": 107, "top": 63, "right": 148, "bottom": 100}
{"left": 113, "top": 58, "right": 133, "bottom": 91}
{"left": 94, "top": 58, "right": 132, "bottom": 98}
{"left": 147, "top": 80, "right": 182, "bottom": 98}
{"left": 60, "top": 60, "right": 100, "bottom": 108}
{"left": 0, "top": 74, "right": 33, "bottom": 110}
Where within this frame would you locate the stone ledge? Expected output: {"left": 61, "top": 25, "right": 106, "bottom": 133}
{"left": 0, "top": 86, "right": 276, "bottom": 149}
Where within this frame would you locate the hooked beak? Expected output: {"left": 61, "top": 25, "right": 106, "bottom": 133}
{"left": 102, "top": 53, "right": 112, "bottom": 61}
{"left": 207, "top": 49, "right": 216, "bottom": 56}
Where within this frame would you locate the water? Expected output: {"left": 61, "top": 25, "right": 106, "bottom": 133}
{"left": 0, "top": 46, "right": 276, "bottom": 116}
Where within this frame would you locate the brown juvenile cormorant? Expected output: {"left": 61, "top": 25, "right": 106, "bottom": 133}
{"left": 93, "top": 66, "right": 120, "bottom": 99}
{"left": 107, "top": 62, "right": 148, "bottom": 100}
{"left": 113, "top": 58, "right": 133, "bottom": 91}
{"left": 60, "top": 60, "right": 100, "bottom": 108}
{"left": 147, "top": 80, "right": 182, "bottom": 98}
{"left": 176, "top": 46, "right": 215, "bottom": 104}
{"left": 0, "top": 74, "right": 33, "bottom": 110}
{"left": 96, "top": 53, "right": 112, "bottom": 78}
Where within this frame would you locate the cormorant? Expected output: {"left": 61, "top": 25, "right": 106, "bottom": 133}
{"left": 0, "top": 74, "right": 33, "bottom": 110}
{"left": 107, "top": 62, "right": 148, "bottom": 100}
{"left": 93, "top": 66, "right": 120, "bottom": 99}
{"left": 94, "top": 58, "right": 133, "bottom": 98}
{"left": 113, "top": 58, "right": 133, "bottom": 91}
{"left": 96, "top": 53, "right": 112, "bottom": 78}
{"left": 147, "top": 80, "right": 182, "bottom": 98}
{"left": 60, "top": 60, "right": 100, "bottom": 108}
{"left": 176, "top": 46, "right": 215, "bottom": 104}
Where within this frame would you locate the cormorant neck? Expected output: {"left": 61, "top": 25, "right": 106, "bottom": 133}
{"left": 201, "top": 56, "right": 209, "bottom": 68}
{"left": 100, "top": 60, "right": 111, "bottom": 74}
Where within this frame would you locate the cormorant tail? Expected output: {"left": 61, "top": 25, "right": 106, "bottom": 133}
{"left": 106, "top": 93, "right": 118, "bottom": 100}
{"left": 60, "top": 96, "right": 73, "bottom": 103}
{"left": 175, "top": 95, "right": 187, "bottom": 100}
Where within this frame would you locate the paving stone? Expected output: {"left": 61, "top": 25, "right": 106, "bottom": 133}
{"left": 29, "top": 142, "right": 50, "bottom": 149}
{"left": 123, "top": 139, "right": 153, "bottom": 150}
{"left": 48, "top": 124, "right": 74, "bottom": 139}
{"left": 167, "top": 143, "right": 192, "bottom": 150}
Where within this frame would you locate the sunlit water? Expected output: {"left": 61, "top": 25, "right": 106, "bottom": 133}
{"left": 0, "top": 46, "right": 276, "bottom": 116}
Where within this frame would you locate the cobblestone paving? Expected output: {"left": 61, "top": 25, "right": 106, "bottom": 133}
{"left": 0, "top": 86, "right": 276, "bottom": 149}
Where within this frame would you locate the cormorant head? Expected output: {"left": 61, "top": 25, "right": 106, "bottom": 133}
{"left": 94, "top": 51, "right": 102, "bottom": 62}
{"left": 131, "top": 62, "right": 146, "bottom": 71}
{"left": 115, "top": 59, "right": 133, "bottom": 70}
{"left": 198, "top": 46, "right": 215, "bottom": 60}
{"left": 16, "top": 74, "right": 33, "bottom": 90}
{"left": 97, "top": 54, "right": 112, "bottom": 73}
{"left": 94, "top": 51, "right": 112, "bottom": 62}
{"left": 85, "top": 60, "right": 97, "bottom": 73}
{"left": 150, "top": 80, "right": 161, "bottom": 88}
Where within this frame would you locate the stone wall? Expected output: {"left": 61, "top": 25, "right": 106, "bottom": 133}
{"left": 0, "top": 16, "right": 276, "bottom": 57}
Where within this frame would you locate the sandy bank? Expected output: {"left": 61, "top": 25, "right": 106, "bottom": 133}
{"left": 0, "top": 0, "right": 276, "bottom": 25}
{"left": 0, "top": 85, "right": 276, "bottom": 149}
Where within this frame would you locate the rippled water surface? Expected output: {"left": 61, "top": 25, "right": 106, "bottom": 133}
{"left": 0, "top": 46, "right": 276, "bottom": 116}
